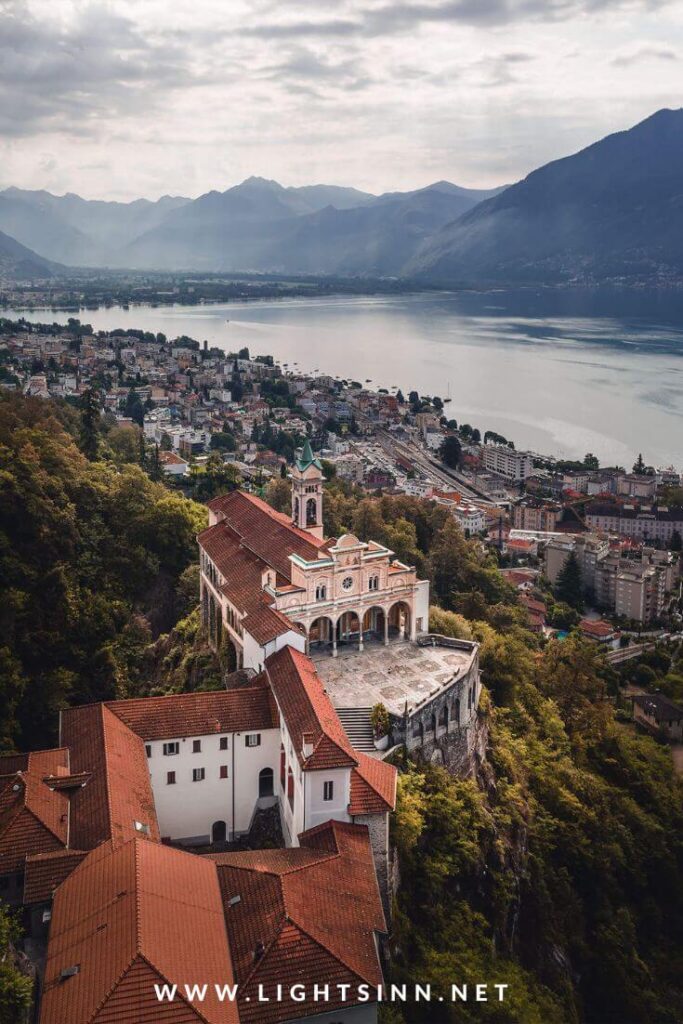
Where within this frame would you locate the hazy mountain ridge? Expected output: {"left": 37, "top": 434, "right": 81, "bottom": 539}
{"left": 0, "top": 229, "right": 63, "bottom": 280}
{"left": 410, "top": 108, "right": 683, "bottom": 284}
{"left": 3, "top": 110, "right": 682, "bottom": 283}
{"left": 0, "top": 176, "right": 503, "bottom": 274}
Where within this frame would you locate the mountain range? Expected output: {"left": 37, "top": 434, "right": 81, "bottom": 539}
{"left": 1, "top": 108, "right": 683, "bottom": 284}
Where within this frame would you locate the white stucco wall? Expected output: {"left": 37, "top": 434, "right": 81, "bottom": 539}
{"left": 146, "top": 727, "right": 280, "bottom": 843}
{"left": 304, "top": 767, "right": 351, "bottom": 831}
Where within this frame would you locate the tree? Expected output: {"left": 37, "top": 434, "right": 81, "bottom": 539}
{"left": 555, "top": 550, "right": 584, "bottom": 610}
{"left": 78, "top": 387, "right": 101, "bottom": 461}
{"left": 148, "top": 444, "right": 163, "bottom": 482}
{"left": 0, "top": 905, "right": 32, "bottom": 1020}
{"left": 440, "top": 434, "right": 462, "bottom": 470}
{"left": 471, "top": 427, "right": 481, "bottom": 444}
{"left": 670, "top": 528, "right": 682, "bottom": 552}
{"left": 633, "top": 452, "right": 646, "bottom": 475}
{"left": 396, "top": 389, "right": 405, "bottom": 404}
{"left": 583, "top": 452, "right": 600, "bottom": 470}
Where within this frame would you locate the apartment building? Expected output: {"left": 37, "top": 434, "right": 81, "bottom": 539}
{"left": 512, "top": 497, "right": 562, "bottom": 532}
{"left": 481, "top": 444, "right": 534, "bottom": 482}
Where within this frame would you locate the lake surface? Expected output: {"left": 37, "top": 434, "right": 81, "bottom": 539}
{"left": 7, "top": 290, "right": 683, "bottom": 468}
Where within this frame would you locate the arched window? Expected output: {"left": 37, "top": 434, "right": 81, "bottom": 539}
{"left": 211, "top": 821, "right": 227, "bottom": 843}
{"left": 259, "top": 767, "right": 274, "bottom": 798}
{"left": 368, "top": 575, "right": 379, "bottom": 591}
{"left": 306, "top": 497, "right": 317, "bottom": 526}
{"left": 294, "top": 497, "right": 299, "bottom": 521}
{"left": 315, "top": 582, "right": 327, "bottom": 601}
{"left": 454, "top": 698, "right": 461, "bottom": 725}
{"left": 287, "top": 768, "right": 294, "bottom": 808}
{"left": 439, "top": 704, "right": 449, "bottom": 729}
{"left": 429, "top": 713, "right": 437, "bottom": 733}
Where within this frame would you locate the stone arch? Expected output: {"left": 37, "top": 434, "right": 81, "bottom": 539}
{"left": 309, "top": 616, "right": 335, "bottom": 650}
{"left": 453, "top": 697, "right": 461, "bottom": 726}
{"left": 211, "top": 820, "right": 227, "bottom": 843}
{"left": 362, "top": 605, "right": 386, "bottom": 641}
{"left": 337, "top": 610, "right": 361, "bottom": 646}
{"left": 306, "top": 497, "right": 317, "bottom": 525}
{"left": 388, "top": 600, "right": 411, "bottom": 641}
{"left": 259, "top": 767, "right": 274, "bottom": 798}
{"left": 439, "top": 704, "right": 449, "bottom": 730}
{"left": 429, "top": 712, "right": 437, "bottom": 734}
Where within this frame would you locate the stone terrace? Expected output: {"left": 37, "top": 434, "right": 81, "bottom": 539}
{"left": 312, "top": 639, "right": 476, "bottom": 717}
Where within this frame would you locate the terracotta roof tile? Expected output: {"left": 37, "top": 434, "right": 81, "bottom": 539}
{"left": 60, "top": 705, "right": 160, "bottom": 850}
{"left": 0, "top": 749, "right": 70, "bottom": 875}
{"left": 211, "top": 820, "right": 385, "bottom": 1024}
{"left": 106, "top": 688, "right": 277, "bottom": 742}
{"left": 24, "top": 850, "right": 89, "bottom": 904}
{"left": 264, "top": 648, "right": 357, "bottom": 771}
{"left": 350, "top": 752, "right": 397, "bottom": 816}
{"left": 40, "top": 838, "right": 238, "bottom": 1024}
{"left": 204, "top": 491, "right": 324, "bottom": 581}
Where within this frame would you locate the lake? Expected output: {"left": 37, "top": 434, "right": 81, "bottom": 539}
{"left": 7, "top": 290, "right": 683, "bottom": 468}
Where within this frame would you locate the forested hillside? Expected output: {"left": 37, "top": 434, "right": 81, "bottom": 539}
{"left": 0, "top": 392, "right": 209, "bottom": 751}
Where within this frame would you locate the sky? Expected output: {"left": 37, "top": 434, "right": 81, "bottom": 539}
{"left": 1, "top": 0, "right": 682, "bottom": 201}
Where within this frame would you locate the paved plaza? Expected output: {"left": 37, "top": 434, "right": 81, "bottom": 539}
{"left": 312, "top": 639, "right": 475, "bottom": 715}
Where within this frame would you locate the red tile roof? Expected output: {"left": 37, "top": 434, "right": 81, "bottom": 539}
{"left": 0, "top": 749, "right": 70, "bottom": 875}
{"left": 350, "top": 752, "right": 397, "bottom": 816}
{"left": 264, "top": 648, "right": 357, "bottom": 771}
{"left": 40, "top": 838, "right": 237, "bottom": 1024}
{"left": 24, "top": 850, "right": 88, "bottom": 904}
{"left": 106, "top": 687, "right": 278, "bottom": 742}
{"left": 579, "top": 618, "right": 618, "bottom": 638}
{"left": 205, "top": 491, "right": 325, "bottom": 581}
{"left": 210, "top": 820, "right": 386, "bottom": 1024}
{"left": 60, "top": 705, "right": 160, "bottom": 850}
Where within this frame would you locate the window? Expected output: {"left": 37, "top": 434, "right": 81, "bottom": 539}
{"left": 323, "top": 781, "right": 334, "bottom": 801}
{"left": 192, "top": 768, "right": 206, "bottom": 782}
{"left": 342, "top": 576, "right": 353, "bottom": 591}
{"left": 163, "top": 742, "right": 179, "bottom": 756}
{"left": 219, "top": 736, "right": 228, "bottom": 750}
{"left": 145, "top": 745, "right": 152, "bottom": 758}
{"left": 219, "top": 765, "right": 228, "bottom": 779}
{"left": 166, "top": 771, "right": 176, "bottom": 785}
{"left": 368, "top": 575, "right": 379, "bottom": 591}
{"left": 245, "top": 733, "right": 261, "bottom": 748}
{"left": 192, "top": 739, "right": 202, "bottom": 753}
{"left": 315, "top": 583, "right": 327, "bottom": 601}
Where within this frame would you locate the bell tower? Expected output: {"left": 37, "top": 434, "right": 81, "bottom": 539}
{"left": 290, "top": 439, "right": 324, "bottom": 540}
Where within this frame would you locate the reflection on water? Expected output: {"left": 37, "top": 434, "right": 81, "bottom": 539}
{"left": 6, "top": 289, "right": 683, "bottom": 467}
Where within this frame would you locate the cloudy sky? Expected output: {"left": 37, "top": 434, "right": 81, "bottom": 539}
{"left": 1, "top": 0, "right": 682, "bottom": 200}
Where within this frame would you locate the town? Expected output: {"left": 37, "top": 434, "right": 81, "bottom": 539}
{"left": 4, "top": 312, "right": 683, "bottom": 649}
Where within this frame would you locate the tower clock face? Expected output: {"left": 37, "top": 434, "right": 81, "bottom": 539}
{"left": 342, "top": 576, "right": 353, "bottom": 591}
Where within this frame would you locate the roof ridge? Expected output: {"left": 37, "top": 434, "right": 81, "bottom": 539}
{"left": 87, "top": 955, "right": 138, "bottom": 1024}
{"left": 282, "top": 916, "right": 375, "bottom": 989}
{"left": 234, "top": 906, "right": 288, "bottom": 994}
{"left": 136, "top": 952, "right": 214, "bottom": 1024}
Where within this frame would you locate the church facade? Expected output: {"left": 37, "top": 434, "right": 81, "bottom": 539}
{"left": 198, "top": 440, "right": 430, "bottom": 674}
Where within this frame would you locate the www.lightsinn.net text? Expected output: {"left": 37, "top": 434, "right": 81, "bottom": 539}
{"left": 155, "top": 982, "right": 509, "bottom": 1005}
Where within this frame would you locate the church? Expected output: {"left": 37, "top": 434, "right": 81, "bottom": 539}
{"left": 198, "top": 439, "right": 431, "bottom": 673}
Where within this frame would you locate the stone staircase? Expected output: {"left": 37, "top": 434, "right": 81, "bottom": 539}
{"left": 336, "top": 707, "right": 376, "bottom": 753}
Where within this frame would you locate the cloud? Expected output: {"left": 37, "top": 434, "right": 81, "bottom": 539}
{"left": 0, "top": 1, "right": 208, "bottom": 137}
{"left": 239, "top": 0, "right": 672, "bottom": 39}
{"left": 611, "top": 46, "right": 677, "bottom": 66}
